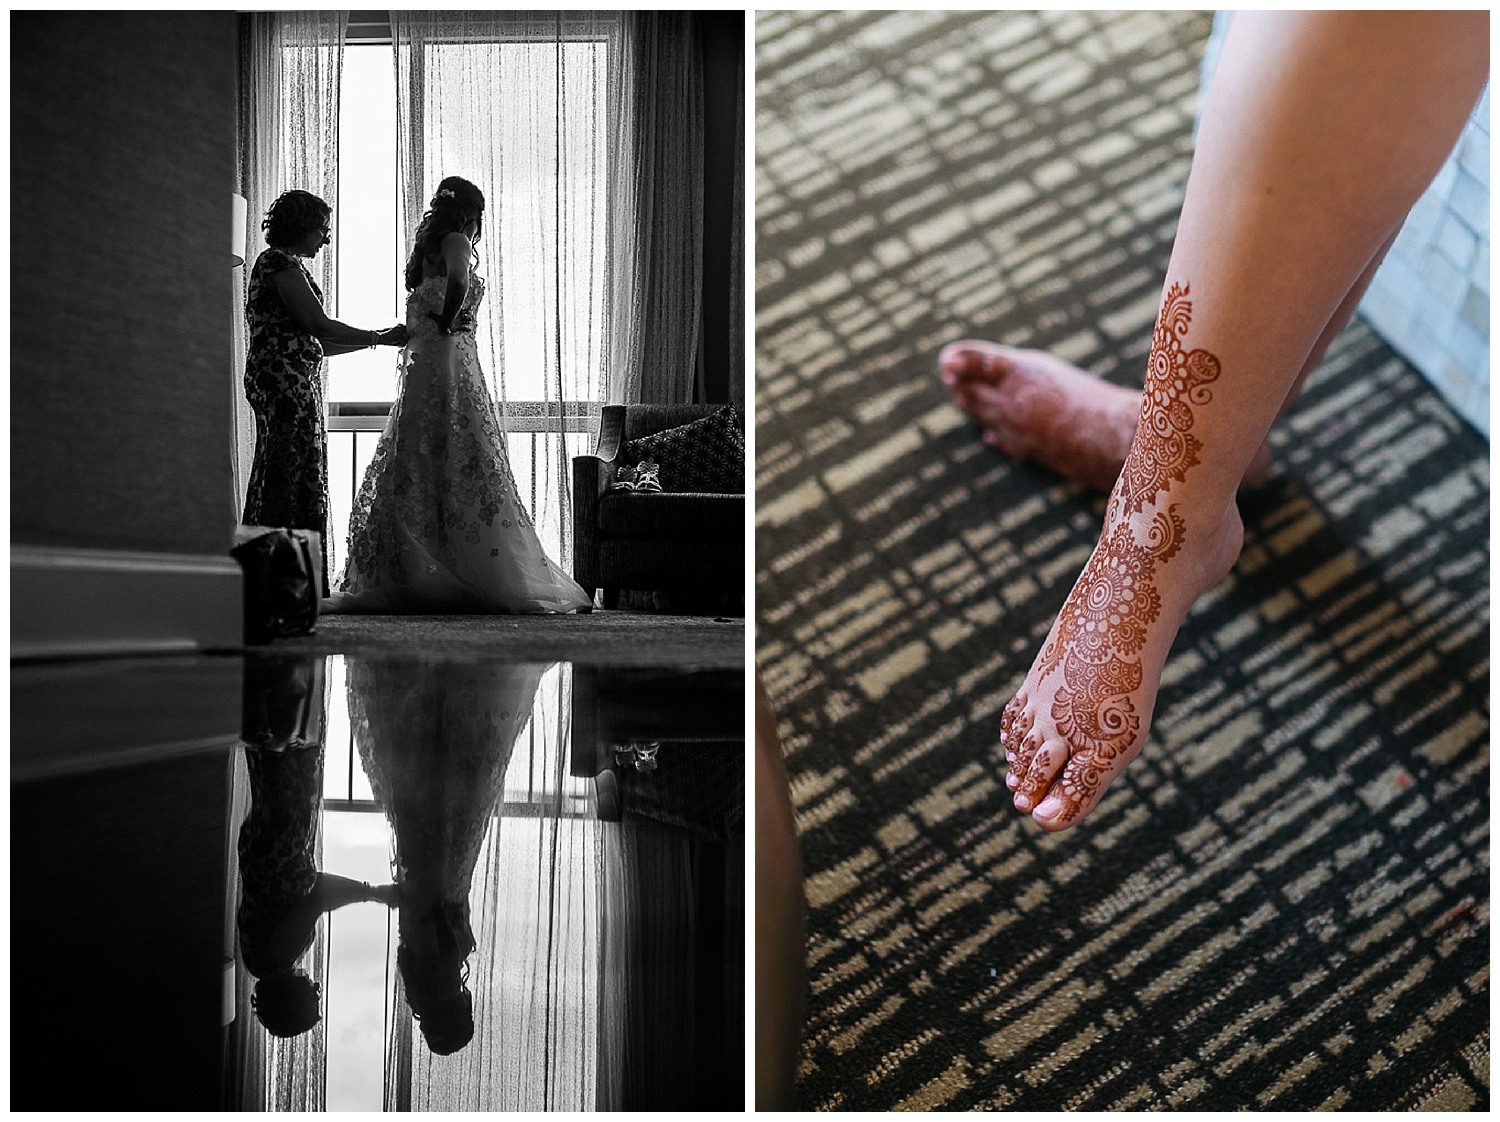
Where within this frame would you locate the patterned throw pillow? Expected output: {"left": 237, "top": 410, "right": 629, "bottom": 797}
{"left": 607, "top": 460, "right": 664, "bottom": 494}
{"left": 620, "top": 406, "right": 744, "bottom": 493}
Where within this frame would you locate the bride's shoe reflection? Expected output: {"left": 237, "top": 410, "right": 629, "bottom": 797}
{"left": 347, "top": 657, "right": 547, "bottom": 1058}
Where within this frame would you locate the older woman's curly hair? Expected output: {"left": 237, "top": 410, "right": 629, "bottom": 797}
{"left": 250, "top": 972, "right": 322, "bottom": 1038}
{"left": 262, "top": 190, "right": 332, "bottom": 249}
{"left": 403, "top": 175, "right": 485, "bottom": 290}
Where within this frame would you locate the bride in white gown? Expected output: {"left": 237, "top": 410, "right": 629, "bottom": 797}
{"left": 329, "top": 176, "right": 591, "bottom": 614}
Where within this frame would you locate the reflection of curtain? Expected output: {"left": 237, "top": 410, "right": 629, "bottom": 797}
{"left": 608, "top": 13, "right": 705, "bottom": 406}
{"left": 601, "top": 748, "right": 746, "bottom": 1109}
{"left": 350, "top": 661, "right": 617, "bottom": 1110}
{"left": 233, "top": 12, "right": 346, "bottom": 540}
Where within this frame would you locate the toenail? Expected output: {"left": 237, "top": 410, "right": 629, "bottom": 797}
{"left": 1034, "top": 796, "right": 1062, "bottom": 819}
{"left": 1013, "top": 793, "right": 1032, "bottom": 811}
{"left": 1005, "top": 772, "right": 1019, "bottom": 789}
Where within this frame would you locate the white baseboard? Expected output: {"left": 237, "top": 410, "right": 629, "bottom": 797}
{"left": 11, "top": 545, "right": 243, "bottom": 659}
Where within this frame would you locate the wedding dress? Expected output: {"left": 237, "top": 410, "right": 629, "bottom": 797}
{"left": 348, "top": 657, "right": 547, "bottom": 914}
{"left": 329, "top": 273, "right": 592, "bottom": 613}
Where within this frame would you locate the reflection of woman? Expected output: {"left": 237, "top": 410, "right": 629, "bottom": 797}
{"left": 236, "top": 655, "right": 397, "bottom": 1037}
{"left": 329, "top": 176, "right": 590, "bottom": 614}
{"left": 242, "top": 190, "right": 407, "bottom": 586}
{"left": 347, "top": 657, "right": 549, "bottom": 1055}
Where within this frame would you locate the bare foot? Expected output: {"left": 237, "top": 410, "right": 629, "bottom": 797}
{"left": 937, "top": 340, "right": 1270, "bottom": 489}
{"left": 1001, "top": 498, "right": 1242, "bottom": 830}
{"left": 994, "top": 284, "right": 1253, "bottom": 830}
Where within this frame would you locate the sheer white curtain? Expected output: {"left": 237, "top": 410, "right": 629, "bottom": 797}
{"left": 233, "top": 11, "right": 346, "bottom": 537}
{"left": 392, "top": 11, "right": 619, "bottom": 566}
{"left": 376, "top": 664, "right": 623, "bottom": 1110}
{"left": 606, "top": 12, "right": 705, "bottom": 405}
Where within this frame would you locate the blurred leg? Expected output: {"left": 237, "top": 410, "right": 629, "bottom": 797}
{"left": 938, "top": 226, "right": 1400, "bottom": 492}
{"left": 755, "top": 674, "right": 807, "bottom": 1107}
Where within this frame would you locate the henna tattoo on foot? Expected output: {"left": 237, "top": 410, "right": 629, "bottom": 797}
{"left": 1005, "top": 283, "right": 1225, "bottom": 827}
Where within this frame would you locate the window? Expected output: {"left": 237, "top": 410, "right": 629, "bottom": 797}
{"left": 329, "top": 44, "right": 402, "bottom": 405}
{"left": 325, "top": 17, "right": 611, "bottom": 569}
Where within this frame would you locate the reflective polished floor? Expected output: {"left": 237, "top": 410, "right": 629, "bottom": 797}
{"left": 12, "top": 652, "right": 744, "bottom": 1111}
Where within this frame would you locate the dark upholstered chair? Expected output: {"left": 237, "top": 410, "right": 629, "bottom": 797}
{"left": 572, "top": 404, "right": 744, "bottom": 610}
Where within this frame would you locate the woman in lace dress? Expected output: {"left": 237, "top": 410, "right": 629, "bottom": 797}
{"left": 242, "top": 190, "right": 407, "bottom": 587}
{"left": 328, "top": 177, "right": 591, "bottom": 613}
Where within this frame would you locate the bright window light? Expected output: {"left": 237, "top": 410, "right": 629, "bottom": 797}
{"left": 332, "top": 46, "right": 403, "bottom": 404}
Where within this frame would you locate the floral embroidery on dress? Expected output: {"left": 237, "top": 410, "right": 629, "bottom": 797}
{"left": 236, "top": 739, "right": 324, "bottom": 976}
{"left": 348, "top": 659, "right": 545, "bottom": 917}
{"left": 333, "top": 274, "right": 590, "bottom": 613}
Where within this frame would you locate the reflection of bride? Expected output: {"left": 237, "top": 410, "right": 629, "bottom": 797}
{"left": 347, "top": 657, "right": 549, "bottom": 1056}
{"left": 328, "top": 175, "right": 591, "bottom": 614}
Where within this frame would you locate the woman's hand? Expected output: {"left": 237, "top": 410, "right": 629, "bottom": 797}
{"left": 424, "top": 311, "right": 475, "bottom": 336}
{"left": 377, "top": 324, "right": 408, "bottom": 347}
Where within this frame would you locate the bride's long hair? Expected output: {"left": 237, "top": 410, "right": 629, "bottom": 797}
{"left": 403, "top": 176, "right": 485, "bottom": 291}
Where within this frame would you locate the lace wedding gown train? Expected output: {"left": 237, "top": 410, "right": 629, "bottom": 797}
{"left": 330, "top": 274, "right": 591, "bottom": 613}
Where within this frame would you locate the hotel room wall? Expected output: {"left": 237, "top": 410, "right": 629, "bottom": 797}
{"left": 12, "top": 12, "right": 237, "bottom": 557}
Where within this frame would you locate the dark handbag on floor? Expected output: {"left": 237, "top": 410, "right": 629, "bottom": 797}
{"left": 231, "top": 526, "right": 322, "bottom": 644}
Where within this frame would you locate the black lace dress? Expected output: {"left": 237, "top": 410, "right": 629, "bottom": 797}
{"left": 242, "top": 246, "right": 330, "bottom": 587}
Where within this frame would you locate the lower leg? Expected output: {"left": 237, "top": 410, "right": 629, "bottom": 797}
{"left": 938, "top": 229, "right": 1398, "bottom": 489}
{"left": 1002, "top": 11, "right": 1487, "bottom": 830}
{"left": 755, "top": 675, "right": 806, "bottom": 1108}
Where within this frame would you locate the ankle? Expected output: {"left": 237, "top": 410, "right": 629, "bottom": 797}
{"left": 1102, "top": 494, "right": 1242, "bottom": 594}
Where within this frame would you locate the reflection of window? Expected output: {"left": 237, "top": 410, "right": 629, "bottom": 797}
{"left": 312, "top": 659, "right": 600, "bottom": 1110}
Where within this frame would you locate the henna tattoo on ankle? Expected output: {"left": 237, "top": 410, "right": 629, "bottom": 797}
{"left": 1024, "top": 282, "right": 1220, "bottom": 823}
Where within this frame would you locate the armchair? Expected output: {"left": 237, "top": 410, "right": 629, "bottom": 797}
{"left": 573, "top": 404, "right": 744, "bottom": 610}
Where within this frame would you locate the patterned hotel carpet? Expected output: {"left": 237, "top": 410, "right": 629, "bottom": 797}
{"left": 754, "top": 11, "right": 1488, "bottom": 1112}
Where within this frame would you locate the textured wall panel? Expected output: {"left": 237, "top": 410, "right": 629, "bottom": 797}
{"left": 12, "top": 12, "right": 237, "bottom": 555}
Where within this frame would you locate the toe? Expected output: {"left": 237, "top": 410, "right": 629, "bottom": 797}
{"left": 999, "top": 691, "right": 1028, "bottom": 743}
{"left": 1031, "top": 751, "right": 1113, "bottom": 831}
{"left": 1005, "top": 713, "right": 1043, "bottom": 799}
{"left": 1031, "top": 798, "right": 1078, "bottom": 831}
{"left": 937, "top": 342, "right": 979, "bottom": 382}
{"left": 1013, "top": 735, "right": 1069, "bottom": 812}
{"left": 938, "top": 340, "right": 1009, "bottom": 384}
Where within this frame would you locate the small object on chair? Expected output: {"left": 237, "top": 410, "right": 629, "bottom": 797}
{"left": 606, "top": 459, "right": 664, "bottom": 493}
